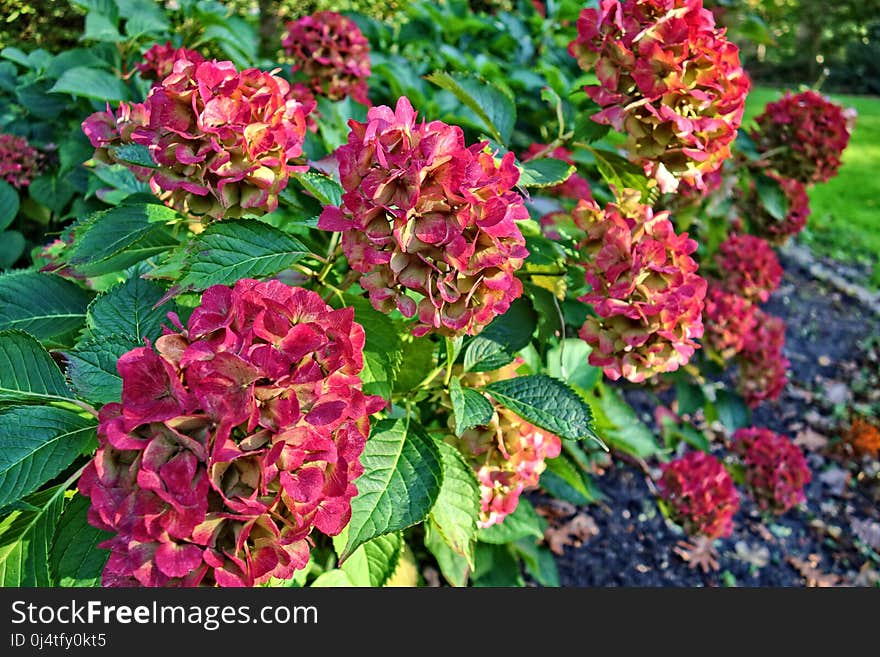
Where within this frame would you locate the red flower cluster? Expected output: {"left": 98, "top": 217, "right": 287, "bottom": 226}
{"left": 0, "top": 132, "right": 41, "bottom": 188}
{"left": 736, "top": 309, "right": 789, "bottom": 408}
{"left": 568, "top": 0, "right": 749, "bottom": 192}
{"left": 733, "top": 427, "right": 811, "bottom": 514}
{"left": 701, "top": 282, "right": 756, "bottom": 359}
{"left": 752, "top": 90, "right": 853, "bottom": 185}
{"left": 319, "top": 97, "right": 529, "bottom": 337}
{"left": 82, "top": 59, "right": 311, "bottom": 220}
{"left": 575, "top": 189, "right": 707, "bottom": 382}
{"left": 282, "top": 11, "right": 371, "bottom": 105}
{"left": 79, "top": 279, "right": 384, "bottom": 587}
{"left": 742, "top": 172, "right": 810, "bottom": 245}
{"left": 521, "top": 143, "right": 592, "bottom": 200}
{"left": 658, "top": 451, "right": 739, "bottom": 539}
{"left": 714, "top": 233, "right": 782, "bottom": 303}
{"left": 135, "top": 42, "right": 205, "bottom": 83}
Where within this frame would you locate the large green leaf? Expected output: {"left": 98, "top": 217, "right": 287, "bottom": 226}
{"left": 0, "top": 180, "right": 19, "bottom": 231}
{"left": 584, "top": 384, "right": 658, "bottom": 457}
{"left": 512, "top": 538, "right": 560, "bottom": 587}
{"left": 309, "top": 569, "right": 355, "bottom": 587}
{"left": 483, "top": 374, "right": 598, "bottom": 442}
{"left": 0, "top": 231, "right": 26, "bottom": 269}
{"left": 179, "top": 220, "right": 309, "bottom": 290}
{"left": 86, "top": 276, "right": 171, "bottom": 343}
{"left": 341, "top": 419, "right": 443, "bottom": 560}
{"left": 546, "top": 339, "right": 602, "bottom": 392}
{"left": 449, "top": 378, "right": 493, "bottom": 436}
{"left": 754, "top": 172, "right": 788, "bottom": 221}
{"left": 429, "top": 441, "right": 480, "bottom": 565}
{"left": 0, "top": 330, "right": 76, "bottom": 404}
{"left": 0, "top": 272, "right": 92, "bottom": 342}
{"left": 65, "top": 334, "right": 133, "bottom": 405}
{"left": 49, "top": 66, "right": 130, "bottom": 102}
{"left": 591, "top": 148, "right": 653, "bottom": 200}
{"left": 517, "top": 158, "right": 576, "bottom": 188}
{"left": 471, "top": 542, "right": 524, "bottom": 587}
{"left": 463, "top": 297, "right": 537, "bottom": 372}
{"left": 335, "top": 530, "right": 402, "bottom": 587}
{"left": 424, "top": 521, "right": 469, "bottom": 587}
{"left": 477, "top": 497, "right": 545, "bottom": 544}
{"left": 425, "top": 71, "right": 515, "bottom": 143}
{"left": 0, "top": 406, "right": 95, "bottom": 508}
{"left": 295, "top": 171, "right": 343, "bottom": 207}
{"left": 50, "top": 493, "right": 111, "bottom": 587}
{"left": 540, "top": 453, "right": 595, "bottom": 505}
{"left": 345, "top": 295, "right": 403, "bottom": 402}
{"left": 0, "top": 485, "right": 66, "bottom": 586}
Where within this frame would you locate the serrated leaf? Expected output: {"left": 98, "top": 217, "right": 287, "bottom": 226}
{"left": 449, "top": 378, "right": 493, "bottom": 436}
{"left": 477, "top": 497, "right": 545, "bottom": 544}
{"left": 344, "top": 295, "right": 403, "bottom": 401}
{"left": 590, "top": 148, "right": 653, "bottom": 200}
{"left": 65, "top": 335, "right": 134, "bottom": 405}
{"left": 483, "top": 374, "right": 598, "bottom": 442}
{"left": 179, "top": 220, "right": 309, "bottom": 291}
{"left": 517, "top": 158, "right": 576, "bottom": 188}
{"left": 295, "top": 171, "right": 343, "bottom": 206}
{"left": 0, "top": 406, "right": 95, "bottom": 508}
{"left": 425, "top": 71, "right": 515, "bottom": 143}
{"left": 337, "top": 532, "right": 402, "bottom": 587}
{"left": 540, "top": 453, "right": 594, "bottom": 505}
{"left": 0, "top": 272, "right": 92, "bottom": 343}
{"left": 424, "top": 520, "right": 469, "bottom": 587}
{"left": 463, "top": 297, "right": 537, "bottom": 372}
{"left": 86, "top": 276, "right": 171, "bottom": 343}
{"left": 49, "top": 493, "right": 111, "bottom": 587}
{"left": 546, "top": 339, "right": 602, "bottom": 392}
{"left": 0, "top": 330, "right": 76, "bottom": 404}
{"left": 429, "top": 441, "right": 479, "bottom": 565}
{"left": 108, "top": 143, "right": 158, "bottom": 169}
{"left": 0, "top": 180, "right": 19, "bottom": 230}
{"left": 584, "top": 384, "right": 658, "bottom": 457}
{"left": 341, "top": 418, "right": 443, "bottom": 560}
{"left": 0, "top": 485, "right": 66, "bottom": 586}
{"left": 49, "top": 66, "right": 130, "bottom": 102}
{"left": 392, "top": 337, "right": 437, "bottom": 393}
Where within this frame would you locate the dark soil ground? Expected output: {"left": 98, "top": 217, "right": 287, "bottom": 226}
{"left": 547, "top": 253, "right": 880, "bottom": 587}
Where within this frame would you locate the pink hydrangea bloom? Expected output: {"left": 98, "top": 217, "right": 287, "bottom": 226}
{"left": 742, "top": 172, "right": 810, "bottom": 245}
{"left": 81, "top": 58, "right": 312, "bottom": 220}
{"left": 0, "top": 133, "right": 41, "bottom": 188}
{"left": 658, "top": 451, "right": 739, "bottom": 539}
{"left": 282, "top": 11, "right": 371, "bottom": 104}
{"left": 736, "top": 309, "right": 789, "bottom": 408}
{"left": 701, "top": 282, "right": 756, "bottom": 359}
{"left": 568, "top": 0, "right": 750, "bottom": 192}
{"left": 714, "top": 233, "right": 782, "bottom": 303}
{"left": 521, "top": 143, "right": 592, "bottom": 200}
{"left": 135, "top": 42, "right": 205, "bottom": 83}
{"left": 318, "top": 97, "right": 529, "bottom": 337}
{"left": 79, "top": 279, "right": 385, "bottom": 587}
{"left": 733, "top": 427, "right": 810, "bottom": 514}
{"left": 752, "top": 90, "right": 853, "bottom": 185}
{"left": 575, "top": 189, "right": 707, "bottom": 382}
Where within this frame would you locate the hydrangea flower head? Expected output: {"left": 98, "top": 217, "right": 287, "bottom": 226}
{"left": 714, "top": 233, "right": 782, "bottom": 303}
{"left": 736, "top": 309, "right": 789, "bottom": 408}
{"left": 733, "top": 427, "right": 811, "bottom": 514}
{"left": 135, "top": 42, "right": 205, "bottom": 83}
{"left": 701, "top": 282, "right": 756, "bottom": 359}
{"left": 741, "top": 172, "right": 810, "bottom": 245}
{"left": 0, "top": 133, "right": 41, "bottom": 188}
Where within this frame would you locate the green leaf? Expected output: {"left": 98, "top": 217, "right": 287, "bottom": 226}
{"left": 295, "top": 171, "right": 343, "bottom": 207}
{"left": 83, "top": 12, "right": 122, "bottom": 42}
{"left": 477, "top": 497, "right": 545, "bottom": 544}
{"left": 338, "top": 531, "right": 402, "bottom": 587}
{"left": 463, "top": 297, "right": 537, "bottom": 372}
{"left": 49, "top": 66, "right": 130, "bottom": 102}
{"left": 425, "top": 71, "right": 515, "bottom": 143}
{"left": 483, "top": 374, "right": 598, "bottom": 442}
{"left": 448, "top": 378, "right": 493, "bottom": 436}
{"left": 472, "top": 542, "right": 524, "bottom": 587}
{"left": 540, "top": 453, "right": 595, "bottom": 505}
{"left": 591, "top": 148, "right": 653, "bottom": 200}
{"left": 0, "top": 180, "right": 19, "bottom": 231}
{"left": 108, "top": 143, "right": 159, "bottom": 170}
{"left": 179, "top": 220, "right": 309, "bottom": 291}
{"left": 0, "top": 406, "right": 95, "bottom": 508}
{"left": 517, "top": 158, "right": 576, "bottom": 188}
{"left": 65, "top": 335, "right": 133, "bottom": 405}
{"left": 429, "top": 441, "right": 479, "bottom": 565}
{"left": 341, "top": 418, "right": 443, "bottom": 560}
{"left": 392, "top": 337, "right": 437, "bottom": 393}
{"left": 512, "top": 538, "right": 560, "bottom": 587}
{"left": 67, "top": 204, "right": 179, "bottom": 276}
{"left": 546, "top": 339, "right": 602, "bottom": 392}
{"left": 0, "top": 485, "right": 67, "bottom": 586}
{"left": 573, "top": 112, "right": 611, "bottom": 144}
{"left": 344, "top": 295, "right": 403, "bottom": 402}
{"left": 310, "top": 569, "right": 354, "bottom": 587}
{"left": 50, "top": 493, "right": 111, "bottom": 587}
{"left": 86, "top": 276, "right": 171, "bottom": 343}
{"left": 706, "top": 389, "right": 751, "bottom": 432}
{"left": 0, "top": 272, "right": 92, "bottom": 343}
{"left": 0, "top": 331, "right": 76, "bottom": 404}
{"left": 0, "top": 231, "right": 25, "bottom": 269}
{"left": 754, "top": 172, "right": 788, "bottom": 222}
{"left": 584, "top": 384, "right": 658, "bottom": 457}
{"left": 424, "top": 520, "right": 469, "bottom": 587}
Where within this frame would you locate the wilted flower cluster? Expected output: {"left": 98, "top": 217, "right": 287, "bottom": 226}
{"left": 282, "top": 11, "right": 371, "bottom": 105}
{"left": 568, "top": 0, "right": 750, "bottom": 192}
{"left": 319, "top": 96, "right": 529, "bottom": 337}
{"left": 82, "top": 58, "right": 311, "bottom": 219}
{"left": 701, "top": 282, "right": 756, "bottom": 359}
{"left": 575, "top": 189, "right": 707, "bottom": 382}
{"left": 0, "top": 132, "right": 41, "bottom": 188}
{"left": 658, "top": 451, "right": 739, "bottom": 539}
{"left": 736, "top": 309, "right": 789, "bottom": 407}
{"left": 733, "top": 427, "right": 811, "bottom": 514}
{"left": 740, "top": 172, "right": 810, "bottom": 245}
{"left": 448, "top": 364, "right": 562, "bottom": 528}
{"left": 79, "top": 279, "right": 384, "bottom": 587}
{"left": 752, "top": 90, "right": 853, "bottom": 185}
{"left": 521, "top": 143, "right": 592, "bottom": 200}
{"left": 714, "top": 233, "right": 782, "bottom": 303}
{"left": 135, "top": 42, "right": 205, "bottom": 83}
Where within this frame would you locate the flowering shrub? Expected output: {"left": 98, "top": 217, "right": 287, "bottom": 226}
{"left": 714, "top": 233, "right": 783, "bottom": 303}
{"left": 752, "top": 90, "right": 853, "bottom": 185}
{"left": 282, "top": 11, "right": 371, "bottom": 104}
{"left": 135, "top": 42, "right": 205, "bottom": 83}
{"left": 736, "top": 309, "right": 790, "bottom": 408}
{"left": 0, "top": 132, "right": 41, "bottom": 188}
{"left": 575, "top": 189, "right": 707, "bottom": 382}
{"left": 319, "top": 96, "right": 529, "bottom": 337}
{"left": 701, "top": 283, "right": 756, "bottom": 359}
{"left": 83, "top": 58, "right": 311, "bottom": 219}
{"left": 568, "top": 0, "right": 749, "bottom": 192}
{"left": 78, "top": 279, "right": 384, "bottom": 587}
{"left": 658, "top": 451, "right": 739, "bottom": 539}
{"left": 733, "top": 427, "right": 811, "bottom": 514}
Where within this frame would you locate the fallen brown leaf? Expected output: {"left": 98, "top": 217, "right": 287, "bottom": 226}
{"left": 733, "top": 541, "right": 770, "bottom": 569}
{"left": 543, "top": 512, "right": 599, "bottom": 556}
{"left": 794, "top": 427, "right": 829, "bottom": 451}
{"left": 787, "top": 556, "right": 841, "bottom": 587}
{"left": 673, "top": 537, "right": 720, "bottom": 573}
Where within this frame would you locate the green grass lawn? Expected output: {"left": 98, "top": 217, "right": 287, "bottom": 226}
{"left": 744, "top": 87, "right": 880, "bottom": 287}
